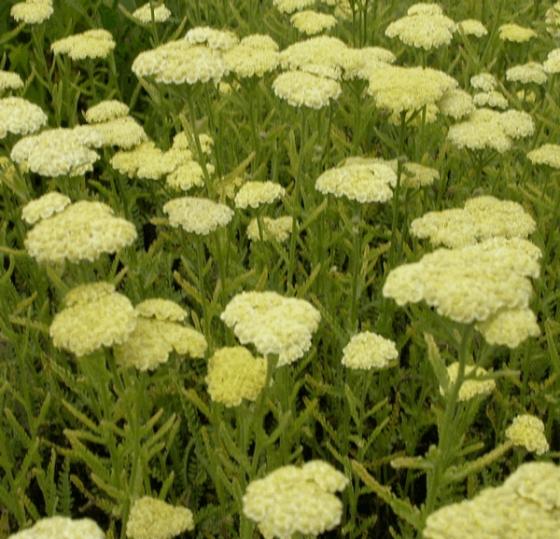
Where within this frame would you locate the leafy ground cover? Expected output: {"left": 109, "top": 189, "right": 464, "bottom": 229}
{"left": 0, "top": 1, "right": 559, "bottom": 538}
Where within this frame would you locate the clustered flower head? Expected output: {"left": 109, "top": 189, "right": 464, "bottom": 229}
{"left": 132, "top": 2, "right": 172, "bottom": 24}
{"left": 273, "top": 0, "right": 315, "bottom": 14}
{"left": 366, "top": 65, "right": 458, "bottom": 117}
{"left": 114, "top": 298, "right": 207, "bottom": 371}
{"left": 11, "top": 126, "right": 103, "bottom": 176}
{"left": 224, "top": 37, "right": 280, "bottom": 78}
{"left": 340, "top": 46, "right": 396, "bottom": 80}
{"left": 184, "top": 26, "right": 238, "bottom": 50}
{"left": 85, "top": 100, "right": 130, "bottom": 124}
{"left": 341, "top": 332, "right": 398, "bottom": 370}
{"left": 498, "top": 23, "right": 537, "bottom": 43}
{"left": 410, "top": 195, "right": 536, "bottom": 248}
{"left": 247, "top": 216, "right": 293, "bottom": 243}
{"left": 424, "top": 462, "right": 560, "bottom": 539}
{"left": 132, "top": 39, "right": 227, "bottom": 85}
{"left": 544, "top": 49, "right": 560, "bottom": 74}
{"left": 505, "top": 414, "right": 549, "bottom": 455}
{"left": 163, "top": 196, "right": 233, "bottom": 235}
{"left": 126, "top": 496, "right": 194, "bottom": 539}
{"left": 7, "top": 516, "right": 105, "bottom": 539}
{"left": 220, "top": 291, "right": 321, "bottom": 366}
{"left": 401, "top": 162, "right": 440, "bottom": 188}
{"left": 470, "top": 72, "right": 497, "bottom": 92}
{"left": 290, "top": 10, "right": 337, "bottom": 36}
{"left": 0, "top": 70, "right": 24, "bottom": 93}
{"left": 475, "top": 307, "right": 540, "bottom": 348}
{"left": 447, "top": 108, "right": 534, "bottom": 153}
{"left": 315, "top": 161, "right": 397, "bottom": 203}
{"left": 24, "top": 198, "right": 137, "bottom": 264}
{"left": 234, "top": 181, "right": 286, "bottom": 209}
{"left": 546, "top": 2, "right": 560, "bottom": 37}
{"left": 437, "top": 88, "right": 475, "bottom": 120}
{"left": 243, "top": 460, "right": 349, "bottom": 538}
{"left": 385, "top": 3, "right": 456, "bottom": 50}
{"left": 442, "top": 363, "right": 496, "bottom": 401}
{"left": 506, "top": 62, "right": 547, "bottom": 85}
{"left": 50, "top": 283, "right": 137, "bottom": 357}
{"left": 10, "top": 0, "right": 54, "bottom": 25}
{"left": 473, "top": 90, "right": 508, "bottom": 110}
{"left": 205, "top": 346, "right": 268, "bottom": 407}
{"left": 51, "top": 29, "right": 116, "bottom": 60}
{"left": 457, "top": 19, "right": 488, "bottom": 37}
{"left": 272, "top": 70, "right": 342, "bottom": 109}
{"left": 383, "top": 237, "right": 541, "bottom": 325}
{"left": 527, "top": 143, "right": 560, "bottom": 169}
{"left": 0, "top": 97, "right": 47, "bottom": 139}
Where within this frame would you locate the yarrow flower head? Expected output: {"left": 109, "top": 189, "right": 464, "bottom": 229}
{"left": 473, "top": 90, "right": 508, "bottom": 110}
{"left": 505, "top": 414, "right": 549, "bottom": 455}
{"left": 10, "top": 0, "right": 54, "bottom": 25}
{"left": 234, "top": 181, "right": 285, "bottom": 209}
{"left": 424, "top": 462, "right": 560, "bottom": 539}
{"left": 51, "top": 29, "right": 116, "bottom": 60}
{"left": 272, "top": 70, "right": 341, "bottom": 109}
{"left": 223, "top": 41, "right": 279, "bottom": 78}
{"left": 475, "top": 307, "right": 540, "bottom": 348}
{"left": 85, "top": 100, "right": 130, "bottom": 124}
{"left": 410, "top": 195, "right": 536, "bottom": 248}
{"left": 24, "top": 200, "right": 137, "bottom": 264}
{"left": 221, "top": 291, "right": 321, "bottom": 366}
{"left": 385, "top": 4, "right": 456, "bottom": 50}
{"left": 184, "top": 26, "right": 238, "bottom": 50}
{"left": 7, "top": 516, "right": 105, "bottom": 539}
{"left": 132, "top": 2, "right": 171, "bottom": 24}
{"left": 457, "top": 19, "right": 488, "bottom": 37}
{"left": 341, "top": 332, "right": 398, "bottom": 370}
{"left": 243, "top": 461, "right": 348, "bottom": 538}
{"left": 498, "top": 23, "right": 537, "bottom": 43}
{"left": 0, "top": 97, "right": 47, "bottom": 139}
{"left": 527, "top": 144, "right": 560, "bottom": 169}
{"left": 0, "top": 70, "right": 24, "bottom": 93}
{"left": 290, "top": 10, "right": 337, "bottom": 36}
{"left": 21, "top": 192, "right": 71, "bottom": 225}
{"left": 273, "top": 0, "right": 315, "bottom": 14}
{"left": 383, "top": 237, "right": 541, "bottom": 324}
{"left": 544, "top": 48, "right": 560, "bottom": 74}
{"left": 506, "top": 62, "right": 547, "bottom": 85}
{"left": 126, "top": 496, "right": 194, "bottom": 539}
{"left": 114, "top": 299, "right": 206, "bottom": 371}
{"left": 546, "top": 2, "right": 560, "bottom": 38}
{"left": 205, "top": 346, "right": 268, "bottom": 407}
{"left": 470, "top": 72, "right": 497, "bottom": 92}
{"left": 339, "top": 46, "right": 396, "bottom": 81}
{"left": 50, "top": 283, "right": 137, "bottom": 357}
{"left": 163, "top": 197, "right": 233, "bottom": 235}
{"left": 437, "top": 88, "right": 475, "bottom": 120}
{"left": 442, "top": 363, "right": 496, "bottom": 401}
{"left": 315, "top": 161, "right": 397, "bottom": 203}
{"left": 247, "top": 216, "right": 294, "bottom": 243}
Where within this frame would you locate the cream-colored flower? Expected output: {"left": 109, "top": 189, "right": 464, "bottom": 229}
{"left": 442, "top": 363, "right": 496, "bottom": 401}
{"left": 475, "top": 307, "right": 540, "bottom": 348}
{"left": 498, "top": 23, "right": 536, "bottom": 43}
{"left": 527, "top": 143, "right": 560, "bottom": 169}
{"left": 243, "top": 461, "right": 348, "bottom": 538}
{"left": 247, "top": 216, "right": 293, "bottom": 243}
{"left": 543, "top": 48, "right": 560, "bottom": 74}
{"left": 10, "top": 0, "right": 54, "bottom": 25}
{"left": 273, "top": 0, "right": 315, "bottom": 14}
{"left": 126, "top": 497, "right": 194, "bottom": 539}
{"left": 51, "top": 29, "right": 116, "bottom": 60}
{"left": 401, "top": 162, "right": 440, "bottom": 188}
{"left": 470, "top": 72, "right": 497, "bottom": 92}
{"left": 505, "top": 414, "right": 549, "bottom": 455}
{"left": 21, "top": 192, "right": 71, "bottom": 225}
{"left": 135, "top": 298, "right": 187, "bottom": 322}
{"left": 50, "top": 283, "right": 137, "bottom": 357}
{"left": 272, "top": 70, "right": 342, "bottom": 109}
{"left": 0, "top": 97, "right": 47, "bottom": 139}
{"left": 473, "top": 91, "right": 508, "bottom": 109}
{"left": 85, "top": 100, "right": 130, "bottom": 123}
{"left": 234, "top": 181, "right": 285, "bottom": 209}
{"left": 132, "top": 2, "right": 171, "bottom": 24}
{"left": 341, "top": 332, "right": 398, "bottom": 370}
{"left": 8, "top": 516, "right": 104, "bottom": 539}
{"left": 291, "top": 10, "right": 337, "bottom": 36}
{"left": 24, "top": 200, "right": 137, "bottom": 264}
{"left": 205, "top": 346, "right": 268, "bottom": 407}
{"left": 223, "top": 44, "right": 279, "bottom": 78}
{"left": 184, "top": 26, "right": 238, "bottom": 50}
{"left": 0, "top": 70, "right": 24, "bottom": 92}
{"left": 438, "top": 88, "right": 475, "bottom": 119}
{"left": 457, "top": 19, "right": 488, "bottom": 37}
{"left": 340, "top": 46, "right": 396, "bottom": 80}
{"left": 315, "top": 161, "right": 397, "bottom": 203}
{"left": 506, "top": 62, "right": 547, "bottom": 85}
{"left": 163, "top": 197, "right": 233, "bottom": 235}
{"left": 220, "top": 291, "right": 321, "bottom": 366}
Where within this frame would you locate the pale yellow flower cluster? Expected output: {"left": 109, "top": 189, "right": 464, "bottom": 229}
{"left": 457, "top": 19, "right": 488, "bottom": 37}
{"left": 10, "top": 0, "right": 53, "bottom": 25}
{"left": 11, "top": 126, "right": 102, "bottom": 177}
{"left": 0, "top": 70, "right": 24, "bottom": 93}
{"left": 438, "top": 89, "right": 475, "bottom": 120}
{"left": 505, "top": 414, "right": 549, "bottom": 454}
{"left": 291, "top": 10, "right": 337, "bottom": 36}
{"left": 470, "top": 72, "right": 497, "bottom": 92}
{"left": 442, "top": 363, "right": 496, "bottom": 401}
{"left": 126, "top": 496, "right": 194, "bottom": 539}
{"left": 424, "top": 462, "right": 560, "bottom": 539}
{"left": 383, "top": 238, "right": 541, "bottom": 324}
{"left": 24, "top": 199, "right": 137, "bottom": 264}
{"left": 367, "top": 65, "right": 458, "bottom": 118}
{"left": 385, "top": 3, "right": 456, "bottom": 50}
{"left": 8, "top": 516, "right": 104, "bottom": 539}
{"left": 410, "top": 195, "right": 536, "bottom": 248}
{"left": 315, "top": 161, "right": 397, "bottom": 203}
{"left": 473, "top": 90, "right": 508, "bottom": 110}
{"left": 340, "top": 46, "right": 396, "bottom": 80}
{"left": 247, "top": 216, "right": 293, "bottom": 243}
{"left": 164, "top": 196, "right": 233, "bottom": 235}
{"left": 234, "top": 181, "right": 285, "bottom": 209}
{"left": 448, "top": 109, "right": 534, "bottom": 153}
{"left": 273, "top": 0, "right": 315, "bottom": 14}
{"left": 498, "top": 23, "right": 537, "bottom": 43}
{"left": 184, "top": 26, "right": 238, "bottom": 50}
{"left": 224, "top": 36, "right": 280, "bottom": 78}
{"left": 205, "top": 346, "right": 268, "bottom": 407}
{"left": 543, "top": 48, "right": 560, "bottom": 74}
{"left": 132, "top": 2, "right": 171, "bottom": 24}
{"left": 85, "top": 100, "right": 129, "bottom": 124}
{"left": 527, "top": 143, "right": 560, "bottom": 169}
{"left": 243, "top": 460, "right": 348, "bottom": 538}
{"left": 546, "top": 2, "right": 560, "bottom": 37}
{"left": 341, "top": 332, "right": 398, "bottom": 370}
{"left": 21, "top": 192, "right": 71, "bottom": 224}
{"left": 220, "top": 291, "right": 321, "bottom": 366}
{"left": 50, "top": 283, "right": 137, "bottom": 357}
{"left": 272, "top": 70, "right": 342, "bottom": 109}
{"left": 401, "top": 162, "right": 440, "bottom": 188}
{"left": 475, "top": 307, "right": 540, "bottom": 348}
{"left": 51, "top": 29, "right": 116, "bottom": 60}
{"left": 0, "top": 97, "right": 47, "bottom": 139}
{"left": 506, "top": 62, "right": 547, "bottom": 85}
